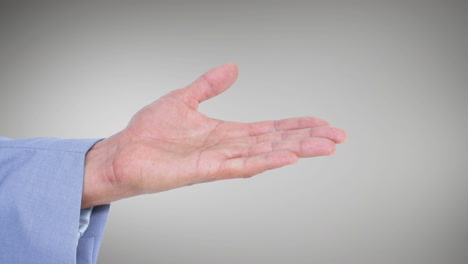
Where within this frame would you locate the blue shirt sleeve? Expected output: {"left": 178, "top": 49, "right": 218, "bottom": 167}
{"left": 0, "top": 137, "right": 110, "bottom": 264}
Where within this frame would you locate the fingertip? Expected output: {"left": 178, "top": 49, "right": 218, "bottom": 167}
{"left": 302, "top": 116, "right": 330, "bottom": 128}
{"left": 184, "top": 62, "right": 240, "bottom": 106}
{"left": 330, "top": 127, "right": 347, "bottom": 144}
{"left": 316, "top": 118, "right": 330, "bottom": 127}
{"left": 222, "top": 62, "right": 239, "bottom": 82}
{"left": 311, "top": 138, "right": 336, "bottom": 156}
{"left": 324, "top": 139, "right": 337, "bottom": 155}
{"left": 337, "top": 129, "right": 347, "bottom": 143}
{"left": 225, "top": 62, "right": 238, "bottom": 72}
{"left": 327, "top": 143, "right": 337, "bottom": 155}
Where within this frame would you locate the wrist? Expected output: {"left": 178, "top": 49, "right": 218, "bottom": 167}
{"left": 82, "top": 135, "right": 120, "bottom": 208}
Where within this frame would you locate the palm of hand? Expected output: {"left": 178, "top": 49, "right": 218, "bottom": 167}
{"left": 110, "top": 63, "right": 345, "bottom": 196}
{"left": 116, "top": 93, "right": 251, "bottom": 194}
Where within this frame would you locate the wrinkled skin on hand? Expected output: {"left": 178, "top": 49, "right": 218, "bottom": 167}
{"left": 82, "top": 63, "right": 346, "bottom": 208}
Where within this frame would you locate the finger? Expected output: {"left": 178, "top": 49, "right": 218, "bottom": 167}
{"left": 220, "top": 151, "right": 298, "bottom": 179}
{"left": 180, "top": 63, "right": 238, "bottom": 109}
{"left": 245, "top": 138, "right": 336, "bottom": 158}
{"left": 247, "top": 117, "right": 330, "bottom": 136}
{"left": 250, "top": 126, "right": 346, "bottom": 144}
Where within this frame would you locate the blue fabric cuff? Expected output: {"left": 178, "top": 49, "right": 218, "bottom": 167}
{"left": 79, "top": 207, "right": 94, "bottom": 239}
{"left": 0, "top": 137, "right": 110, "bottom": 264}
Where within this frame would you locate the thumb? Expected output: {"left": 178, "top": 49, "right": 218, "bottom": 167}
{"left": 179, "top": 63, "right": 238, "bottom": 109}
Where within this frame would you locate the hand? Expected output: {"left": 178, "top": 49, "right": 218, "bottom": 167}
{"left": 82, "top": 63, "right": 346, "bottom": 208}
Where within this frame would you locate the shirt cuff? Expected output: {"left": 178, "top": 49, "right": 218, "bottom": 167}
{"left": 78, "top": 207, "right": 94, "bottom": 239}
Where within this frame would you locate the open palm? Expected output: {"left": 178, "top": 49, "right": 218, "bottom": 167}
{"left": 83, "top": 63, "right": 345, "bottom": 206}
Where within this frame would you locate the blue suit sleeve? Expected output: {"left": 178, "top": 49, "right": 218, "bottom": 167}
{"left": 0, "top": 137, "right": 110, "bottom": 264}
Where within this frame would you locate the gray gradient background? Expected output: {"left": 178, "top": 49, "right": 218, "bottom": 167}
{"left": 1, "top": 1, "right": 467, "bottom": 263}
